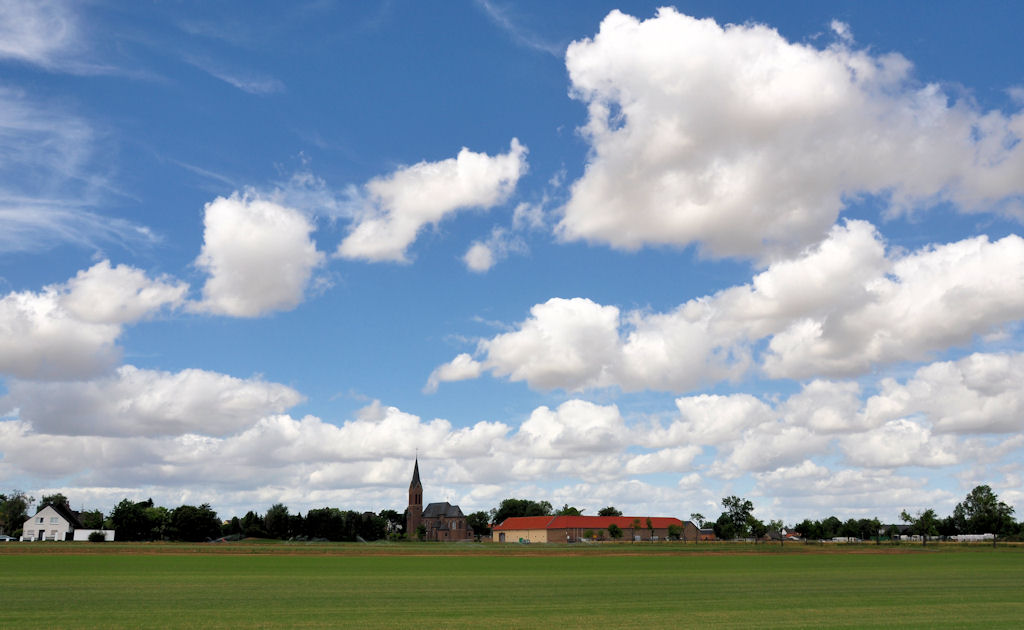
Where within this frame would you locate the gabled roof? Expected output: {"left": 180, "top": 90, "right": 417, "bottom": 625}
{"left": 493, "top": 515, "right": 683, "bottom": 531}
{"left": 31, "top": 502, "right": 84, "bottom": 529}
{"left": 422, "top": 502, "right": 464, "bottom": 518}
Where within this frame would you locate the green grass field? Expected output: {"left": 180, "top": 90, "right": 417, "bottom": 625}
{"left": 1, "top": 542, "right": 1022, "bottom": 629}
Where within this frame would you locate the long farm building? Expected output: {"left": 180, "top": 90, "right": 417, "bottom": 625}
{"left": 492, "top": 515, "right": 705, "bottom": 543}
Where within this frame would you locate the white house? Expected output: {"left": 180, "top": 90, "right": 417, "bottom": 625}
{"left": 22, "top": 503, "right": 84, "bottom": 542}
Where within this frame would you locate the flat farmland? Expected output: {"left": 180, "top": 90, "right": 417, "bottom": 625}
{"left": 1, "top": 543, "right": 1021, "bottom": 629}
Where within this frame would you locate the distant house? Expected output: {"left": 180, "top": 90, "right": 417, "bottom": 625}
{"left": 21, "top": 503, "right": 115, "bottom": 542}
{"left": 22, "top": 503, "right": 83, "bottom": 541}
{"left": 492, "top": 515, "right": 685, "bottom": 543}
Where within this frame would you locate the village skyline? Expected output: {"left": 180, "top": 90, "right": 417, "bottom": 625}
{"left": 2, "top": 1, "right": 1024, "bottom": 525}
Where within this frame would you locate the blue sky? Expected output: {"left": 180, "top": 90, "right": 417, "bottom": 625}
{"left": 2, "top": 0, "right": 1023, "bottom": 525}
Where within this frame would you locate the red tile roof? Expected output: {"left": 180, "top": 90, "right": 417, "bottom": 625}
{"left": 493, "top": 515, "right": 683, "bottom": 531}
{"left": 492, "top": 516, "right": 555, "bottom": 531}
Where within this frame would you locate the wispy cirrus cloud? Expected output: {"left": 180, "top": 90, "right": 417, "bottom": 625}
{"left": 473, "top": 0, "right": 565, "bottom": 56}
{"left": 183, "top": 55, "right": 285, "bottom": 95}
{"left": 0, "top": 0, "right": 124, "bottom": 75}
{"left": 0, "top": 87, "right": 155, "bottom": 254}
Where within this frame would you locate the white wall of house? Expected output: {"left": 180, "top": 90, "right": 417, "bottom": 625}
{"left": 73, "top": 529, "right": 116, "bottom": 542}
{"left": 21, "top": 505, "right": 73, "bottom": 541}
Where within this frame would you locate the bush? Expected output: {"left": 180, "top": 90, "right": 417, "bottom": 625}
{"left": 88, "top": 531, "right": 106, "bottom": 542}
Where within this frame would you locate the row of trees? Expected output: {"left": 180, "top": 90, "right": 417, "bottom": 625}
{"left": 709, "top": 485, "right": 1019, "bottom": 542}
{"left": 108, "top": 499, "right": 407, "bottom": 543}
{"left": 3, "top": 484, "right": 1017, "bottom": 543}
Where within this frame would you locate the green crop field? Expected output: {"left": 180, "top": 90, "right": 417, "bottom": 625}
{"left": 1, "top": 543, "right": 1022, "bottom": 629}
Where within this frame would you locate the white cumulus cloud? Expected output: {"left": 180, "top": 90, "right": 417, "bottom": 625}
{"left": 192, "top": 193, "right": 325, "bottom": 317}
{"left": 3, "top": 365, "right": 304, "bottom": 437}
{"left": 559, "top": 8, "right": 1024, "bottom": 259}
{"left": 337, "top": 139, "right": 528, "bottom": 262}
{"left": 434, "top": 222, "right": 1024, "bottom": 392}
{"left": 0, "top": 261, "right": 186, "bottom": 380}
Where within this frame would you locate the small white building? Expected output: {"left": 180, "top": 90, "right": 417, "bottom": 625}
{"left": 22, "top": 503, "right": 84, "bottom": 542}
{"left": 73, "top": 529, "right": 116, "bottom": 542}
{"left": 951, "top": 533, "right": 994, "bottom": 542}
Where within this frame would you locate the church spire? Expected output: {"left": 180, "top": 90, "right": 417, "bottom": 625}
{"left": 407, "top": 456, "right": 423, "bottom": 539}
{"left": 410, "top": 456, "right": 422, "bottom": 489}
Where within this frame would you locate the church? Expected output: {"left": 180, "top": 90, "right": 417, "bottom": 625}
{"left": 406, "top": 458, "right": 472, "bottom": 541}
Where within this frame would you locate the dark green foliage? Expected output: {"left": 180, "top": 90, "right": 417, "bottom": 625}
{"left": 241, "top": 511, "right": 268, "bottom": 538}
{"left": 39, "top": 493, "right": 69, "bottom": 509}
{"left": 79, "top": 509, "right": 104, "bottom": 529}
{"left": 109, "top": 499, "right": 164, "bottom": 541}
{"left": 264, "top": 504, "right": 290, "bottom": 539}
{"left": 489, "top": 498, "right": 552, "bottom": 525}
{"left": 465, "top": 511, "right": 491, "bottom": 537}
{"left": 169, "top": 504, "right": 221, "bottom": 542}
{"left": 747, "top": 516, "right": 767, "bottom": 540}
{"left": 378, "top": 509, "right": 404, "bottom": 537}
{"left": 302, "top": 508, "right": 387, "bottom": 541}
{"left": 555, "top": 504, "right": 583, "bottom": 516}
{"left": 88, "top": 531, "right": 106, "bottom": 542}
{"left": 0, "top": 490, "right": 33, "bottom": 536}
{"left": 953, "top": 485, "right": 1016, "bottom": 536}
{"left": 901, "top": 508, "right": 940, "bottom": 543}
{"left": 667, "top": 524, "right": 682, "bottom": 540}
{"left": 607, "top": 523, "right": 623, "bottom": 539}
{"left": 597, "top": 506, "right": 622, "bottom": 517}
{"left": 714, "top": 496, "right": 754, "bottom": 539}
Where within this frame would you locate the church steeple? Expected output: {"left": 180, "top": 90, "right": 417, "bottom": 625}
{"left": 410, "top": 457, "right": 421, "bottom": 490}
{"left": 406, "top": 457, "right": 423, "bottom": 538}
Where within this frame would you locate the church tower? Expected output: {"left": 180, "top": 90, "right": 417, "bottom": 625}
{"left": 406, "top": 457, "right": 423, "bottom": 538}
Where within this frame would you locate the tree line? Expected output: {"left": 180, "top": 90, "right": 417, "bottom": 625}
{"left": 1, "top": 484, "right": 1017, "bottom": 543}
{"left": 709, "top": 485, "right": 1019, "bottom": 542}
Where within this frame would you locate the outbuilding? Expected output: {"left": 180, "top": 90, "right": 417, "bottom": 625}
{"left": 492, "top": 515, "right": 687, "bottom": 543}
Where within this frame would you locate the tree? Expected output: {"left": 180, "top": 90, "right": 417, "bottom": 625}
{"left": 490, "top": 498, "right": 552, "bottom": 525}
{"left": 953, "top": 485, "right": 1016, "bottom": 536}
{"left": 0, "top": 491, "right": 33, "bottom": 536}
{"left": 900, "top": 509, "right": 939, "bottom": 545}
{"left": 713, "top": 513, "right": 737, "bottom": 540}
{"left": 264, "top": 503, "right": 290, "bottom": 539}
{"left": 143, "top": 505, "right": 170, "bottom": 540}
{"left": 241, "top": 510, "right": 267, "bottom": 538}
{"left": 748, "top": 516, "right": 767, "bottom": 542}
{"left": 607, "top": 524, "right": 623, "bottom": 540}
{"left": 689, "top": 513, "right": 706, "bottom": 528}
{"left": 820, "top": 516, "right": 842, "bottom": 539}
{"left": 79, "top": 509, "right": 104, "bottom": 529}
{"left": 109, "top": 499, "right": 152, "bottom": 541}
{"left": 379, "top": 509, "right": 405, "bottom": 537}
{"left": 466, "top": 511, "right": 491, "bottom": 538}
{"left": 169, "top": 504, "right": 221, "bottom": 542}
{"left": 794, "top": 518, "right": 820, "bottom": 540}
{"left": 555, "top": 504, "right": 583, "bottom": 516}
{"left": 715, "top": 496, "right": 754, "bottom": 539}
{"left": 39, "top": 493, "right": 69, "bottom": 509}
{"left": 646, "top": 517, "right": 654, "bottom": 541}
{"left": 667, "top": 524, "right": 682, "bottom": 540}
{"left": 598, "top": 506, "right": 622, "bottom": 517}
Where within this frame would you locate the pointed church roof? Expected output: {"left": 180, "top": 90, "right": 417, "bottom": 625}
{"left": 409, "top": 457, "right": 421, "bottom": 488}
